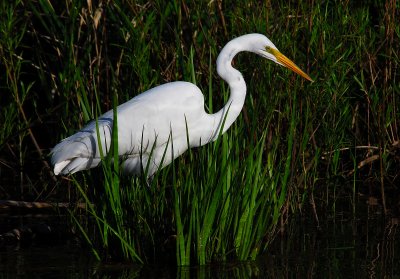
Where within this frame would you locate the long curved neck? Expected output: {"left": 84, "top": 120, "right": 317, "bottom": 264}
{"left": 209, "top": 38, "right": 247, "bottom": 141}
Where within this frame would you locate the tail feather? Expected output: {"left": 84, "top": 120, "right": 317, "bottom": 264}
{"left": 53, "top": 157, "right": 101, "bottom": 175}
{"left": 51, "top": 132, "right": 101, "bottom": 175}
{"left": 53, "top": 160, "right": 70, "bottom": 175}
{"left": 51, "top": 117, "right": 113, "bottom": 175}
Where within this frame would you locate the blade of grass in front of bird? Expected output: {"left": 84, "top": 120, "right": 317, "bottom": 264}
{"left": 70, "top": 176, "right": 102, "bottom": 260}
{"left": 172, "top": 143, "right": 190, "bottom": 265}
{"left": 241, "top": 135, "right": 266, "bottom": 259}
{"left": 69, "top": 209, "right": 101, "bottom": 261}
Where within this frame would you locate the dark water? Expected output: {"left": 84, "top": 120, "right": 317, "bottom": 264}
{"left": 1, "top": 203, "right": 399, "bottom": 278}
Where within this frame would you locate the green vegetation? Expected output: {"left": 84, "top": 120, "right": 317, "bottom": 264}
{"left": 1, "top": 0, "right": 398, "bottom": 266}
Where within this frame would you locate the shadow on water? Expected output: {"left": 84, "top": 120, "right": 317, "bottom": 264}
{"left": 0, "top": 196, "right": 399, "bottom": 278}
{"left": 262, "top": 213, "right": 399, "bottom": 277}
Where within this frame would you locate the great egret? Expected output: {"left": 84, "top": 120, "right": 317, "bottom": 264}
{"left": 51, "top": 33, "right": 312, "bottom": 177}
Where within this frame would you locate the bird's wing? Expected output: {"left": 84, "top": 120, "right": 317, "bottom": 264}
{"left": 114, "top": 81, "right": 206, "bottom": 155}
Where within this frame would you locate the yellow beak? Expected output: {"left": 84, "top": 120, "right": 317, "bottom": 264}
{"left": 269, "top": 48, "right": 313, "bottom": 82}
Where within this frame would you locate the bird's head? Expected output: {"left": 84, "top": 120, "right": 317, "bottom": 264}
{"left": 249, "top": 34, "right": 313, "bottom": 82}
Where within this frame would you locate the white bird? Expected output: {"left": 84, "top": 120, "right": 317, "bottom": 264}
{"left": 51, "top": 33, "right": 312, "bottom": 177}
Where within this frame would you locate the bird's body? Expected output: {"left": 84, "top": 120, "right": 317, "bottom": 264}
{"left": 52, "top": 82, "right": 218, "bottom": 176}
{"left": 51, "top": 34, "right": 312, "bottom": 176}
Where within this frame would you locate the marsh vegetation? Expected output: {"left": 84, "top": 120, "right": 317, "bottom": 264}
{"left": 1, "top": 0, "right": 399, "bottom": 267}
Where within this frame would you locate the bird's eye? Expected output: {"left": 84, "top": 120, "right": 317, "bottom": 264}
{"left": 265, "top": 46, "right": 271, "bottom": 53}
